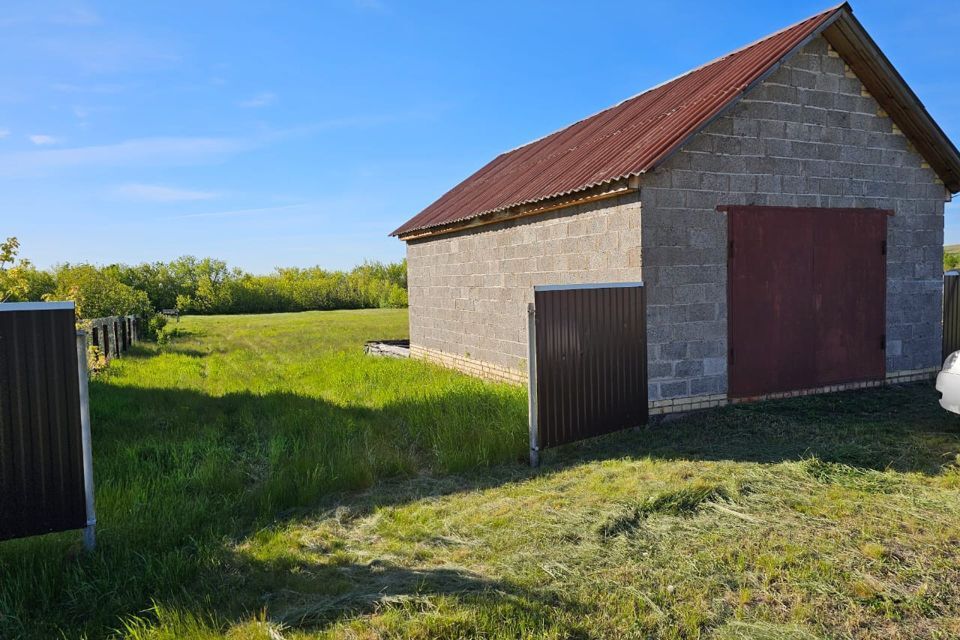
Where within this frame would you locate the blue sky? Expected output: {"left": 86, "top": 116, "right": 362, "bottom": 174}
{"left": 3, "top": 0, "right": 959, "bottom": 272}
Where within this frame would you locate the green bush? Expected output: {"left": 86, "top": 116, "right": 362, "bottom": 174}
{"left": 168, "top": 260, "right": 409, "bottom": 315}
{"left": 6, "top": 237, "right": 408, "bottom": 324}
{"left": 945, "top": 251, "right": 960, "bottom": 272}
{"left": 46, "top": 264, "right": 153, "bottom": 319}
{"left": 142, "top": 312, "right": 168, "bottom": 342}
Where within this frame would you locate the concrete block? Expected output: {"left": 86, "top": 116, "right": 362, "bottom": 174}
{"left": 660, "top": 380, "right": 690, "bottom": 399}
{"left": 659, "top": 342, "right": 687, "bottom": 360}
{"left": 690, "top": 376, "right": 721, "bottom": 396}
{"left": 689, "top": 341, "right": 724, "bottom": 358}
{"left": 676, "top": 360, "right": 704, "bottom": 378}
{"left": 703, "top": 357, "right": 726, "bottom": 376}
{"left": 648, "top": 361, "right": 674, "bottom": 379}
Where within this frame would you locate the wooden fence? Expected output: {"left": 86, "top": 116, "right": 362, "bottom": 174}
{"left": 87, "top": 315, "right": 139, "bottom": 362}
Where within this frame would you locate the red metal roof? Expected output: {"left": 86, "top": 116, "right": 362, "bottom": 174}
{"left": 392, "top": 4, "right": 846, "bottom": 237}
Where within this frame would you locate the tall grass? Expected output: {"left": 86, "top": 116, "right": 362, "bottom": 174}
{"left": 0, "top": 310, "right": 526, "bottom": 639}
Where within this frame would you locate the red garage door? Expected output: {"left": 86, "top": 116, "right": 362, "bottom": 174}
{"left": 726, "top": 206, "right": 888, "bottom": 399}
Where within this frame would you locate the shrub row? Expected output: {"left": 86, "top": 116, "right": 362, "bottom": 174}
{"left": 7, "top": 254, "right": 408, "bottom": 322}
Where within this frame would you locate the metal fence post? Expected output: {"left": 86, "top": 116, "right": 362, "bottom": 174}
{"left": 527, "top": 302, "right": 539, "bottom": 467}
{"left": 75, "top": 331, "right": 97, "bottom": 551}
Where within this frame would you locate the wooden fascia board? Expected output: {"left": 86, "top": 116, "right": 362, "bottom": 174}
{"left": 398, "top": 181, "right": 638, "bottom": 242}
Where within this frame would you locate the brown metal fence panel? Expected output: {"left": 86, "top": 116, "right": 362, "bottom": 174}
{"left": 944, "top": 272, "right": 960, "bottom": 361}
{"left": 533, "top": 284, "right": 647, "bottom": 450}
{"left": 0, "top": 305, "right": 87, "bottom": 541}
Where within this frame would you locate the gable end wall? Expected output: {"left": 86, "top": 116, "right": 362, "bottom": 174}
{"left": 640, "top": 35, "right": 947, "bottom": 403}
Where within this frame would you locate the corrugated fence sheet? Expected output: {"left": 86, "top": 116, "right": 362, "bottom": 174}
{"left": 944, "top": 272, "right": 960, "bottom": 361}
{"left": 534, "top": 284, "right": 648, "bottom": 449}
{"left": 0, "top": 306, "right": 87, "bottom": 541}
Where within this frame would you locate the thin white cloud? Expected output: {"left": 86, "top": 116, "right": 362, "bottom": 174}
{"left": 238, "top": 92, "right": 277, "bottom": 108}
{"left": 0, "top": 109, "right": 427, "bottom": 178}
{"left": 37, "top": 34, "right": 180, "bottom": 74}
{"left": 171, "top": 203, "right": 310, "bottom": 220}
{"left": 171, "top": 193, "right": 386, "bottom": 224}
{"left": 0, "top": 3, "right": 101, "bottom": 27}
{"left": 0, "top": 129, "right": 9, "bottom": 139}
{"left": 51, "top": 6, "right": 101, "bottom": 26}
{"left": 29, "top": 134, "right": 62, "bottom": 145}
{"left": 353, "top": 0, "right": 387, "bottom": 11}
{"left": 264, "top": 112, "right": 421, "bottom": 140}
{"left": 51, "top": 82, "right": 129, "bottom": 94}
{"left": 0, "top": 136, "right": 250, "bottom": 177}
{"left": 111, "top": 183, "right": 221, "bottom": 203}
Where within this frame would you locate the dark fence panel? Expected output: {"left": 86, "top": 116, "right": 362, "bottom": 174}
{"left": 532, "top": 283, "right": 647, "bottom": 452}
{"left": 945, "top": 272, "right": 960, "bottom": 361}
{"left": 0, "top": 304, "right": 87, "bottom": 541}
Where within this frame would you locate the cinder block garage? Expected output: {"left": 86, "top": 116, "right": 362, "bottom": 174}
{"left": 391, "top": 3, "right": 960, "bottom": 415}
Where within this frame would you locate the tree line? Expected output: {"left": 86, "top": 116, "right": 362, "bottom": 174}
{"left": 1, "top": 237, "right": 407, "bottom": 334}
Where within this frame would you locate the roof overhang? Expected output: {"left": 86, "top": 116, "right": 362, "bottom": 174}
{"left": 397, "top": 177, "right": 639, "bottom": 242}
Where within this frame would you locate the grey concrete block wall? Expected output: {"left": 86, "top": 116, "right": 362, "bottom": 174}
{"left": 640, "top": 35, "right": 947, "bottom": 402}
{"left": 407, "top": 192, "right": 642, "bottom": 375}
{"left": 405, "top": 35, "right": 947, "bottom": 402}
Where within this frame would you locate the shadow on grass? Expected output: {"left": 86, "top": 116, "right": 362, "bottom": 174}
{"left": 214, "top": 553, "right": 593, "bottom": 637}
{"left": 0, "top": 379, "right": 532, "bottom": 639}
{"left": 2, "top": 377, "right": 958, "bottom": 638}
{"left": 544, "top": 382, "right": 960, "bottom": 476}
{"left": 118, "top": 342, "right": 229, "bottom": 360}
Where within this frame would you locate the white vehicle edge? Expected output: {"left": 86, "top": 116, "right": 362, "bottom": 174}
{"left": 936, "top": 350, "right": 960, "bottom": 414}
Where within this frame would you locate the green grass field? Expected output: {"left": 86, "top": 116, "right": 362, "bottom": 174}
{"left": 2, "top": 310, "right": 960, "bottom": 639}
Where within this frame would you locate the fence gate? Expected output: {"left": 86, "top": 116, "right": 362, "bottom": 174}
{"left": 527, "top": 283, "right": 647, "bottom": 465}
{"left": 0, "top": 302, "right": 95, "bottom": 547}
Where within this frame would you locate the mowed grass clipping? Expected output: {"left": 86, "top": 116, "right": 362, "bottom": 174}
{"left": 2, "top": 310, "right": 960, "bottom": 639}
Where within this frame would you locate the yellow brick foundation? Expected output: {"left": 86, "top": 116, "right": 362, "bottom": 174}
{"left": 412, "top": 343, "right": 938, "bottom": 417}
{"left": 410, "top": 344, "right": 527, "bottom": 385}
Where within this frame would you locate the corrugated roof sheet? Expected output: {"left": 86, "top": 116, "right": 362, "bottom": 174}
{"left": 392, "top": 4, "right": 845, "bottom": 237}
